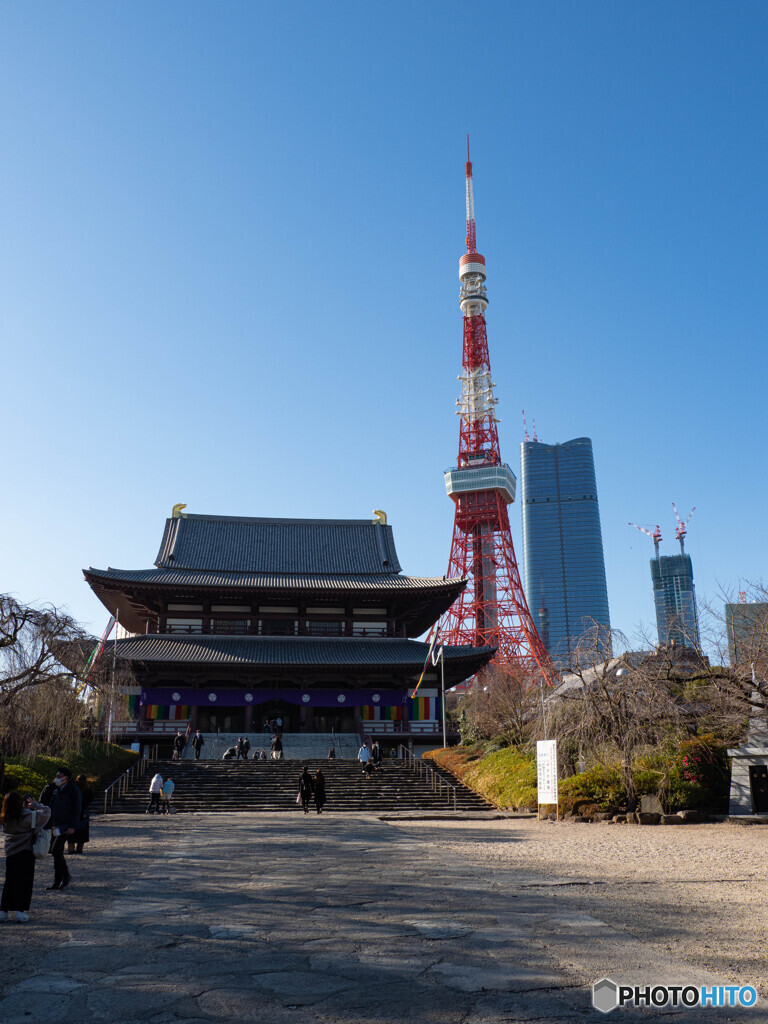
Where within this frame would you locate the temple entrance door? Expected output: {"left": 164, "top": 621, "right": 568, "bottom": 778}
{"left": 196, "top": 707, "right": 247, "bottom": 732}
{"left": 306, "top": 708, "right": 357, "bottom": 733}
{"left": 749, "top": 765, "right": 768, "bottom": 813}
{"left": 257, "top": 700, "right": 299, "bottom": 734}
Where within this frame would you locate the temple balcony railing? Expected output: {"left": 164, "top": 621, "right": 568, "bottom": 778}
{"left": 99, "top": 720, "right": 191, "bottom": 736}
{"left": 363, "top": 721, "right": 440, "bottom": 734}
{"left": 159, "top": 621, "right": 396, "bottom": 638}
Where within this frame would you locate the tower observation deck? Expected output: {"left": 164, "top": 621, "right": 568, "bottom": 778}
{"left": 440, "top": 143, "right": 554, "bottom": 682}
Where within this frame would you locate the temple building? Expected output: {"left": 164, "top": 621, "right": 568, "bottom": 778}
{"left": 84, "top": 509, "right": 493, "bottom": 751}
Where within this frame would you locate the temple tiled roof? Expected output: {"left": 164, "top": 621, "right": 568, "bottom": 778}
{"left": 154, "top": 515, "right": 402, "bottom": 575}
{"left": 109, "top": 635, "right": 494, "bottom": 669}
{"left": 85, "top": 567, "right": 458, "bottom": 592}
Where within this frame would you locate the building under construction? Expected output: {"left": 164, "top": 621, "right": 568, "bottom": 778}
{"left": 631, "top": 506, "right": 700, "bottom": 651}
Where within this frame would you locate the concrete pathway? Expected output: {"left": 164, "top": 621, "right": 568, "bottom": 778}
{"left": 0, "top": 814, "right": 761, "bottom": 1023}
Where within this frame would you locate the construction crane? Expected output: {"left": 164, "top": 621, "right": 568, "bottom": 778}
{"left": 672, "top": 503, "right": 695, "bottom": 554}
{"left": 629, "top": 522, "right": 662, "bottom": 559}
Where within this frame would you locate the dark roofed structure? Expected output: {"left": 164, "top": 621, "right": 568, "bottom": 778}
{"left": 84, "top": 509, "right": 494, "bottom": 749}
{"left": 155, "top": 515, "right": 402, "bottom": 574}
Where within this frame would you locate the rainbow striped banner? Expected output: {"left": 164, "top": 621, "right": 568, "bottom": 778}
{"left": 361, "top": 705, "right": 403, "bottom": 722}
{"left": 144, "top": 704, "right": 190, "bottom": 721}
{"left": 408, "top": 696, "right": 437, "bottom": 721}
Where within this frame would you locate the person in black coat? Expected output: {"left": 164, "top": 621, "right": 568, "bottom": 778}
{"left": 313, "top": 770, "right": 326, "bottom": 814}
{"left": 298, "top": 767, "right": 313, "bottom": 814}
{"left": 172, "top": 731, "right": 185, "bottom": 761}
{"left": 47, "top": 767, "right": 82, "bottom": 891}
{"left": 191, "top": 730, "right": 205, "bottom": 760}
{"left": 67, "top": 776, "right": 93, "bottom": 855}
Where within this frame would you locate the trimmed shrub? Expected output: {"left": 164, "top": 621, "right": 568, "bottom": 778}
{"left": 1, "top": 741, "right": 138, "bottom": 797}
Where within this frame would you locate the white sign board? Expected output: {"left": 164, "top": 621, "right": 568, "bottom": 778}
{"left": 536, "top": 740, "right": 558, "bottom": 805}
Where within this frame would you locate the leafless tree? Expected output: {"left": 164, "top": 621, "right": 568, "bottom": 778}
{"left": 546, "top": 625, "right": 697, "bottom": 809}
{"left": 0, "top": 594, "right": 114, "bottom": 757}
{"left": 690, "top": 582, "right": 768, "bottom": 738}
{"left": 452, "top": 663, "right": 544, "bottom": 746}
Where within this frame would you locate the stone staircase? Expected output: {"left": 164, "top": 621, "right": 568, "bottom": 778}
{"left": 181, "top": 732, "right": 360, "bottom": 761}
{"left": 106, "top": 758, "right": 493, "bottom": 814}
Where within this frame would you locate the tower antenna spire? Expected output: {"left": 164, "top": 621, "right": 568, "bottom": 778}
{"left": 443, "top": 146, "right": 554, "bottom": 684}
{"left": 465, "top": 134, "right": 477, "bottom": 254}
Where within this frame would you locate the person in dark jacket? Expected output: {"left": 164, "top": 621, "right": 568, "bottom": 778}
{"left": 172, "top": 731, "right": 185, "bottom": 761}
{"left": 298, "top": 767, "right": 313, "bottom": 814}
{"left": 236, "top": 736, "right": 250, "bottom": 761}
{"left": 191, "top": 730, "right": 205, "bottom": 760}
{"left": 67, "top": 776, "right": 93, "bottom": 855}
{"left": 47, "top": 767, "right": 82, "bottom": 891}
{"left": 313, "top": 769, "right": 326, "bottom": 814}
{"left": 1, "top": 792, "right": 51, "bottom": 922}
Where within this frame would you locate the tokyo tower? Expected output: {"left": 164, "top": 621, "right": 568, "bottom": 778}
{"left": 441, "top": 141, "right": 554, "bottom": 682}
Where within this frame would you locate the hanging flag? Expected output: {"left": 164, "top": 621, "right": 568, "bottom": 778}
{"left": 412, "top": 628, "right": 442, "bottom": 698}
{"left": 82, "top": 616, "right": 117, "bottom": 680}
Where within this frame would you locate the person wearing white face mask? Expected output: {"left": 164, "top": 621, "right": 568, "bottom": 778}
{"left": 46, "top": 768, "right": 82, "bottom": 892}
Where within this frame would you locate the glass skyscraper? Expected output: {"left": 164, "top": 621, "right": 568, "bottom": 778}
{"left": 520, "top": 437, "right": 611, "bottom": 665}
{"left": 651, "top": 555, "right": 700, "bottom": 650}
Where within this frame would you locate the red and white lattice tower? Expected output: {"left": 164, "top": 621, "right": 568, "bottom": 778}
{"left": 441, "top": 142, "right": 554, "bottom": 681}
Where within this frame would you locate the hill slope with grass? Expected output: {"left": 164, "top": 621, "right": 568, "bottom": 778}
{"left": 1, "top": 741, "right": 139, "bottom": 800}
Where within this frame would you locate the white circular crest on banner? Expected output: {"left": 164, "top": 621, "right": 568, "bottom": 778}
{"left": 372, "top": 694, "right": 380, "bottom": 703}
{"left": 337, "top": 694, "right": 346, "bottom": 703}
{"left": 208, "top": 692, "right": 217, "bottom": 702}
{"left": 302, "top": 694, "right": 310, "bottom": 703}
{"left": 171, "top": 692, "right": 181, "bottom": 702}
{"left": 245, "top": 693, "right": 253, "bottom": 703}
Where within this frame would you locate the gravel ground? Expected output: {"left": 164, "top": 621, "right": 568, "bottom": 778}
{"left": 394, "top": 818, "right": 768, "bottom": 1000}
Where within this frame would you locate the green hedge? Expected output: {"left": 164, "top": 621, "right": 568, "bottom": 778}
{"left": 427, "top": 735, "right": 730, "bottom": 814}
{"left": 2, "top": 741, "right": 139, "bottom": 798}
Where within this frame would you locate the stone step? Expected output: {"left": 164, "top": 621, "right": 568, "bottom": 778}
{"left": 106, "top": 758, "right": 492, "bottom": 814}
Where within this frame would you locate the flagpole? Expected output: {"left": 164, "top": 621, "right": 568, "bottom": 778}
{"left": 108, "top": 612, "right": 119, "bottom": 745}
{"left": 441, "top": 647, "right": 447, "bottom": 749}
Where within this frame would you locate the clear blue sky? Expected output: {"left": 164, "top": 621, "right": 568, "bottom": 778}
{"left": 2, "top": 2, "right": 767, "bottom": 651}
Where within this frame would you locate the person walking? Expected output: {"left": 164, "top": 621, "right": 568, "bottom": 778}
{"left": 1, "top": 792, "right": 51, "bottom": 922}
{"left": 161, "top": 777, "right": 175, "bottom": 814}
{"left": 236, "top": 736, "right": 250, "bottom": 761}
{"left": 146, "top": 773, "right": 164, "bottom": 814}
{"left": 298, "top": 767, "right": 314, "bottom": 814}
{"left": 313, "top": 769, "right": 326, "bottom": 814}
{"left": 67, "top": 775, "right": 93, "bottom": 854}
{"left": 191, "top": 730, "right": 205, "bottom": 760}
{"left": 358, "top": 742, "right": 371, "bottom": 774}
{"left": 371, "top": 740, "right": 382, "bottom": 771}
{"left": 271, "top": 734, "right": 283, "bottom": 760}
{"left": 172, "top": 731, "right": 185, "bottom": 761}
{"left": 47, "top": 767, "right": 82, "bottom": 891}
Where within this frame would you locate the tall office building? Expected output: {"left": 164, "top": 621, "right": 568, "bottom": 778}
{"left": 724, "top": 602, "right": 767, "bottom": 667}
{"left": 520, "top": 437, "right": 611, "bottom": 665}
{"left": 651, "top": 555, "right": 700, "bottom": 650}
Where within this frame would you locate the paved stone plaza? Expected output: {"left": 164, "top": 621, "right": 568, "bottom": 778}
{"left": 0, "top": 814, "right": 764, "bottom": 1023}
